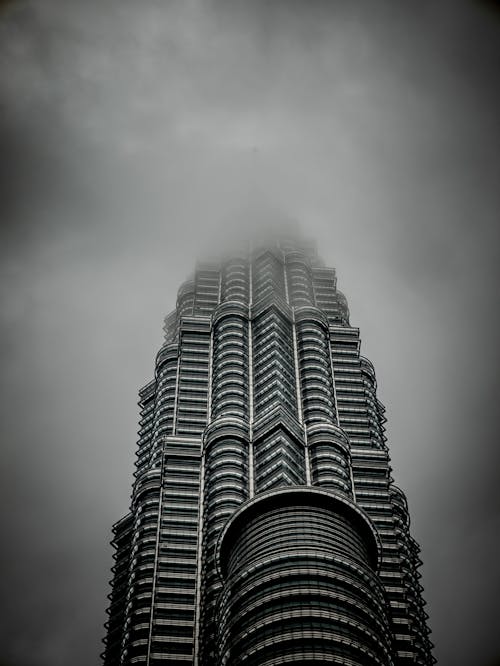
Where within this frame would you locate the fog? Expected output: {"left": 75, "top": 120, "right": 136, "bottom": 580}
{"left": 1, "top": 1, "right": 499, "bottom": 664}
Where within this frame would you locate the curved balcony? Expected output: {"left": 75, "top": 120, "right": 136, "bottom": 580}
{"left": 295, "top": 312, "right": 336, "bottom": 426}
{"left": 176, "top": 279, "right": 195, "bottom": 319}
{"left": 221, "top": 258, "right": 249, "bottom": 304}
{"left": 285, "top": 255, "right": 314, "bottom": 307}
{"left": 154, "top": 342, "right": 178, "bottom": 375}
{"left": 212, "top": 309, "right": 249, "bottom": 422}
{"left": 307, "top": 423, "right": 353, "bottom": 498}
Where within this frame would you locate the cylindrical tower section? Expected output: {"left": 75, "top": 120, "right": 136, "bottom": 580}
{"left": 124, "top": 467, "right": 164, "bottom": 663}
{"left": 295, "top": 306, "right": 337, "bottom": 426}
{"left": 217, "top": 488, "right": 392, "bottom": 666}
{"left": 200, "top": 419, "right": 250, "bottom": 665}
{"left": 360, "top": 356, "right": 385, "bottom": 449}
{"left": 285, "top": 250, "right": 315, "bottom": 307}
{"left": 336, "top": 289, "right": 350, "bottom": 325}
{"left": 211, "top": 303, "right": 250, "bottom": 422}
{"left": 153, "top": 342, "right": 178, "bottom": 442}
{"left": 221, "top": 256, "right": 249, "bottom": 304}
{"left": 307, "top": 422, "right": 354, "bottom": 499}
{"left": 176, "top": 279, "right": 195, "bottom": 319}
{"left": 390, "top": 484, "right": 433, "bottom": 664}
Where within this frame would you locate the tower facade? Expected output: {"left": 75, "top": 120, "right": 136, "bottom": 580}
{"left": 103, "top": 236, "right": 434, "bottom": 665}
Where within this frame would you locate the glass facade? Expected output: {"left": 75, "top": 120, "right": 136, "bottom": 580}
{"left": 103, "top": 236, "right": 434, "bottom": 665}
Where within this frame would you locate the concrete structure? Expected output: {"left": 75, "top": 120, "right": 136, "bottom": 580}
{"left": 103, "top": 235, "right": 434, "bottom": 665}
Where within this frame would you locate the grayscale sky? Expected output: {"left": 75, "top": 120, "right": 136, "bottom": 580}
{"left": 1, "top": 1, "right": 499, "bottom": 664}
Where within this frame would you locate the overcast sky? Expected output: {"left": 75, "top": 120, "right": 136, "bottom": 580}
{"left": 1, "top": 1, "right": 499, "bottom": 664}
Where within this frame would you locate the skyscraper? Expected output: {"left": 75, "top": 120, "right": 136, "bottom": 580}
{"left": 103, "top": 234, "right": 434, "bottom": 666}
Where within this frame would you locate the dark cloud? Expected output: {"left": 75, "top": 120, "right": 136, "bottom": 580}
{"left": 1, "top": 1, "right": 499, "bottom": 664}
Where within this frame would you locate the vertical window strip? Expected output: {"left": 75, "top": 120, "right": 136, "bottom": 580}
{"left": 291, "top": 311, "right": 309, "bottom": 484}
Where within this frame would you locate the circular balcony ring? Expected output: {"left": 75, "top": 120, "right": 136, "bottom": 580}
{"left": 212, "top": 301, "right": 249, "bottom": 327}
{"left": 217, "top": 487, "right": 381, "bottom": 580}
{"left": 294, "top": 305, "right": 329, "bottom": 330}
{"left": 306, "top": 422, "right": 351, "bottom": 454}
{"left": 203, "top": 417, "right": 250, "bottom": 455}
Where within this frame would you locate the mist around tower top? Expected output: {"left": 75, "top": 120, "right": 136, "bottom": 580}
{"left": 196, "top": 204, "right": 315, "bottom": 265}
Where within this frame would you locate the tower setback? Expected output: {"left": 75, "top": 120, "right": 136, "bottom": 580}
{"left": 103, "top": 235, "right": 434, "bottom": 665}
